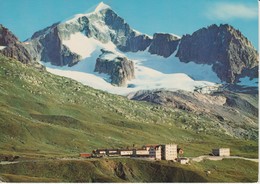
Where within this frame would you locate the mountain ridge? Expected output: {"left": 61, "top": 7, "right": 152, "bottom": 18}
{"left": 23, "top": 2, "right": 258, "bottom": 91}
{"left": 176, "top": 24, "right": 258, "bottom": 83}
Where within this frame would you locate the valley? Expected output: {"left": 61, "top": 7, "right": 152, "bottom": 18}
{"left": 0, "top": 1, "right": 258, "bottom": 182}
{"left": 0, "top": 54, "right": 258, "bottom": 182}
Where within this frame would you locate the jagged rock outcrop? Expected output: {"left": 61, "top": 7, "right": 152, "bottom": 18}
{"left": 176, "top": 24, "right": 258, "bottom": 83}
{"left": 148, "top": 33, "right": 180, "bottom": 57}
{"left": 0, "top": 24, "right": 33, "bottom": 64}
{"left": 94, "top": 50, "right": 135, "bottom": 86}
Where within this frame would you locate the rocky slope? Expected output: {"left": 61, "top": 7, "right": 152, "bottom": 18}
{"left": 148, "top": 33, "right": 180, "bottom": 57}
{"left": 94, "top": 50, "right": 135, "bottom": 86}
{"left": 175, "top": 24, "right": 258, "bottom": 83}
{"left": 0, "top": 24, "right": 34, "bottom": 65}
{"left": 129, "top": 89, "right": 258, "bottom": 140}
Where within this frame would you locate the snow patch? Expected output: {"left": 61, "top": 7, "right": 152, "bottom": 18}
{"left": 100, "top": 53, "right": 118, "bottom": 60}
{"left": 0, "top": 46, "right": 6, "bottom": 50}
{"left": 133, "top": 29, "right": 141, "bottom": 36}
{"left": 91, "top": 18, "right": 116, "bottom": 35}
{"left": 62, "top": 32, "right": 119, "bottom": 58}
{"left": 125, "top": 50, "right": 221, "bottom": 83}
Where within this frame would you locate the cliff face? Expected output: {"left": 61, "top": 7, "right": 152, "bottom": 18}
{"left": 94, "top": 50, "right": 135, "bottom": 86}
{"left": 175, "top": 24, "right": 258, "bottom": 83}
{"left": 0, "top": 24, "right": 33, "bottom": 64}
{"left": 26, "top": 23, "right": 81, "bottom": 67}
{"left": 104, "top": 9, "right": 152, "bottom": 52}
{"left": 148, "top": 33, "right": 180, "bottom": 57}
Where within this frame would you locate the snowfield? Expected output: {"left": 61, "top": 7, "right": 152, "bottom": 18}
{"left": 62, "top": 32, "right": 120, "bottom": 59}
{"left": 43, "top": 38, "right": 219, "bottom": 96}
{"left": 0, "top": 46, "right": 6, "bottom": 50}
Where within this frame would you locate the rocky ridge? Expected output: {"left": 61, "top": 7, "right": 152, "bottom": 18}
{"left": 0, "top": 24, "right": 34, "bottom": 65}
{"left": 24, "top": 3, "right": 258, "bottom": 85}
{"left": 175, "top": 24, "right": 258, "bottom": 83}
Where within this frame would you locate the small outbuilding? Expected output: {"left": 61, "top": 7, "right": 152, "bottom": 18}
{"left": 212, "top": 148, "right": 230, "bottom": 156}
{"left": 178, "top": 157, "right": 189, "bottom": 164}
{"left": 80, "top": 153, "right": 92, "bottom": 158}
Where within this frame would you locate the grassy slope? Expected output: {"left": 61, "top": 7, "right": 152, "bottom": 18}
{"left": 0, "top": 54, "right": 258, "bottom": 160}
{"left": 0, "top": 158, "right": 258, "bottom": 182}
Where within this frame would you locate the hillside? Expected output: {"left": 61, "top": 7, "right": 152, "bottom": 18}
{"left": 0, "top": 54, "right": 258, "bottom": 159}
{"left": 0, "top": 158, "right": 258, "bottom": 182}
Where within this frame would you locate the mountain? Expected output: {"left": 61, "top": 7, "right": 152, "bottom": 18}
{"left": 0, "top": 2, "right": 258, "bottom": 182}
{"left": 176, "top": 24, "right": 258, "bottom": 83}
{"left": 24, "top": 2, "right": 258, "bottom": 92}
{"left": 0, "top": 25, "right": 35, "bottom": 65}
{"left": 26, "top": 2, "right": 151, "bottom": 67}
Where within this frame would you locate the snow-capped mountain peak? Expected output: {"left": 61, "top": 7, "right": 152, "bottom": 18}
{"left": 62, "top": 2, "right": 111, "bottom": 23}
{"left": 25, "top": 3, "right": 258, "bottom": 96}
{"left": 94, "top": 2, "right": 111, "bottom": 12}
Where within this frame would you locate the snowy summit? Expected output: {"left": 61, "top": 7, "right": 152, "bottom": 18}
{"left": 94, "top": 2, "right": 111, "bottom": 12}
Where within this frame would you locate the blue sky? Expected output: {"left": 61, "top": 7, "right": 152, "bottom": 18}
{"left": 0, "top": 0, "right": 258, "bottom": 48}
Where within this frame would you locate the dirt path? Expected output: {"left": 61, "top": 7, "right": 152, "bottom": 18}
{"left": 0, "top": 161, "right": 19, "bottom": 165}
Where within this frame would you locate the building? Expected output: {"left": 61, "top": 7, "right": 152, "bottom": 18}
{"left": 162, "top": 144, "right": 178, "bottom": 160}
{"left": 91, "top": 143, "right": 178, "bottom": 160}
{"left": 212, "top": 148, "right": 230, "bottom": 156}
{"left": 94, "top": 149, "right": 107, "bottom": 155}
{"left": 177, "top": 157, "right": 189, "bottom": 165}
{"left": 79, "top": 153, "right": 92, "bottom": 158}
{"left": 120, "top": 150, "right": 133, "bottom": 156}
{"left": 107, "top": 149, "right": 120, "bottom": 156}
{"left": 143, "top": 144, "right": 162, "bottom": 160}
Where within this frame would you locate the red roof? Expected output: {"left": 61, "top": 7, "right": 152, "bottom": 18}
{"left": 80, "top": 153, "right": 92, "bottom": 158}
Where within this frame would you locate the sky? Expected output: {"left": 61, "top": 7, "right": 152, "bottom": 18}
{"left": 0, "top": 0, "right": 258, "bottom": 48}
